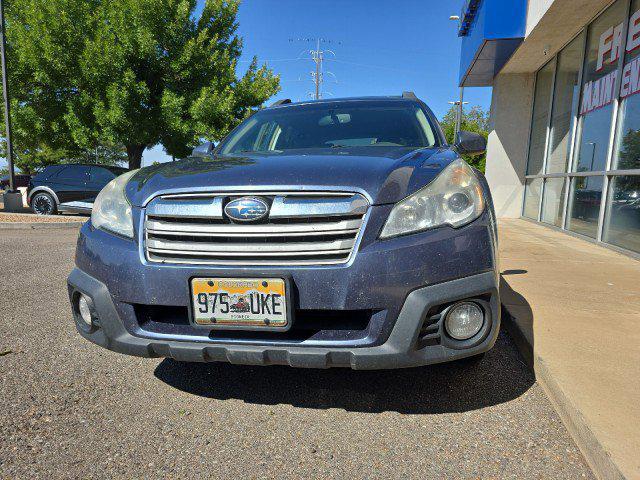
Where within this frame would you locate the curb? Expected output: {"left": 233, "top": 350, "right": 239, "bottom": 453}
{"left": 502, "top": 307, "right": 626, "bottom": 480}
{"left": 0, "top": 221, "right": 84, "bottom": 230}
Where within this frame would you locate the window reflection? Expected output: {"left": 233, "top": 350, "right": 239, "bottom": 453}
{"left": 574, "top": 109, "right": 612, "bottom": 172}
{"left": 604, "top": 176, "right": 640, "bottom": 253}
{"left": 521, "top": 0, "right": 640, "bottom": 255}
{"left": 567, "top": 176, "right": 604, "bottom": 238}
{"left": 527, "top": 61, "right": 555, "bottom": 175}
{"left": 523, "top": 178, "right": 542, "bottom": 220}
{"left": 612, "top": 0, "right": 640, "bottom": 171}
{"left": 547, "top": 34, "right": 583, "bottom": 174}
{"left": 573, "top": 0, "right": 626, "bottom": 173}
{"left": 541, "top": 178, "right": 567, "bottom": 226}
{"left": 614, "top": 123, "right": 640, "bottom": 170}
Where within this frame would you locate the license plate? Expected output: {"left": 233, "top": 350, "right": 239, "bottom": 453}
{"left": 190, "top": 277, "right": 288, "bottom": 329}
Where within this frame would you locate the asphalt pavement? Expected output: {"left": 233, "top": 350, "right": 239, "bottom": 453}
{"left": 0, "top": 227, "right": 593, "bottom": 479}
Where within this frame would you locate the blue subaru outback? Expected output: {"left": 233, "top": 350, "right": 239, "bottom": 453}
{"left": 67, "top": 93, "right": 500, "bottom": 369}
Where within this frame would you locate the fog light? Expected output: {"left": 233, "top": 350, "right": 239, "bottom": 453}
{"left": 445, "top": 302, "right": 484, "bottom": 340}
{"left": 78, "top": 294, "right": 94, "bottom": 327}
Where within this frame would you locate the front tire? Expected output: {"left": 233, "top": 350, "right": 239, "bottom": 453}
{"left": 31, "top": 192, "right": 57, "bottom": 215}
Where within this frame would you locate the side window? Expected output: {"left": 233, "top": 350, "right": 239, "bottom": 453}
{"left": 90, "top": 167, "right": 116, "bottom": 184}
{"left": 56, "top": 166, "right": 90, "bottom": 182}
{"left": 255, "top": 122, "right": 281, "bottom": 151}
{"left": 36, "top": 165, "right": 63, "bottom": 179}
{"left": 415, "top": 109, "right": 436, "bottom": 146}
{"left": 222, "top": 117, "right": 259, "bottom": 154}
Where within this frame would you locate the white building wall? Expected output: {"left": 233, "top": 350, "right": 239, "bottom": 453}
{"left": 484, "top": 73, "right": 535, "bottom": 218}
{"left": 526, "top": 0, "right": 556, "bottom": 36}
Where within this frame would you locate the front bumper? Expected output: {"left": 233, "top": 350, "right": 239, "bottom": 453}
{"left": 68, "top": 204, "right": 499, "bottom": 369}
{"left": 68, "top": 267, "right": 500, "bottom": 369}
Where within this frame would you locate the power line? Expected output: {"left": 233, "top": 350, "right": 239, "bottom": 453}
{"left": 289, "top": 37, "right": 338, "bottom": 100}
{"left": 237, "top": 58, "right": 305, "bottom": 64}
{"left": 325, "top": 58, "right": 422, "bottom": 75}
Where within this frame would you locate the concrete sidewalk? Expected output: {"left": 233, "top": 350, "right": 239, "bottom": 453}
{"left": 499, "top": 219, "right": 640, "bottom": 480}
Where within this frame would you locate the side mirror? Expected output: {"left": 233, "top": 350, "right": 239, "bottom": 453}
{"left": 191, "top": 141, "right": 214, "bottom": 158}
{"left": 454, "top": 131, "right": 486, "bottom": 156}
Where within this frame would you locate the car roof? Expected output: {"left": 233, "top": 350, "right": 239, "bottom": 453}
{"left": 266, "top": 96, "right": 424, "bottom": 109}
{"left": 52, "top": 163, "right": 128, "bottom": 171}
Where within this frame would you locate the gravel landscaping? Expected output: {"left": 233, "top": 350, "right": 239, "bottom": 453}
{"left": 0, "top": 212, "right": 86, "bottom": 223}
{"left": 0, "top": 198, "right": 87, "bottom": 223}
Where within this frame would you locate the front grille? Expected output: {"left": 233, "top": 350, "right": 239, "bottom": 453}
{"left": 143, "top": 192, "right": 369, "bottom": 265}
{"left": 133, "top": 304, "right": 377, "bottom": 343}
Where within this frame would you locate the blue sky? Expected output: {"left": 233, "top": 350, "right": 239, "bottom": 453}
{"left": 2, "top": 0, "right": 492, "bottom": 169}
{"left": 142, "top": 0, "right": 492, "bottom": 165}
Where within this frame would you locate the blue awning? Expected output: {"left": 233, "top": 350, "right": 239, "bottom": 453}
{"left": 458, "top": 0, "right": 527, "bottom": 87}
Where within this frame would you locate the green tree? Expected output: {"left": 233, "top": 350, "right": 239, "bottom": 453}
{"left": 616, "top": 129, "right": 640, "bottom": 192}
{"left": 618, "top": 129, "right": 640, "bottom": 171}
{"left": 3, "top": 0, "right": 280, "bottom": 169}
{"left": 0, "top": 140, "right": 127, "bottom": 174}
{"left": 440, "top": 105, "right": 490, "bottom": 172}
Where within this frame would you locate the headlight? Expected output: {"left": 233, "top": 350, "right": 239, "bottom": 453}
{"left": 91, "top": 169, "right": 138, "bottom": 238}
{"left": 380, "top": 159, "right": 484, "bottom": 239}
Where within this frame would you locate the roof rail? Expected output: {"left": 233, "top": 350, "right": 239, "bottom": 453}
{"left": 270, "top": 98, "right": 292, "bottom": 107}
{"left": 402, "top": 91, "right": 418, "bottom": 100}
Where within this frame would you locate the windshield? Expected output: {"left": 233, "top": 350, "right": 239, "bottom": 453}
{"left": 105, "top": 166, "right": 129, "bottom": 175}
{"left": 219, "top": 101, "right": 438, "bottom": 155}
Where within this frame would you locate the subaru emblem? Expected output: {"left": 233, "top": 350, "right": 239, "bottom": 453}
{"left": 224, "top": 197, "right": 269, "bottom": 222}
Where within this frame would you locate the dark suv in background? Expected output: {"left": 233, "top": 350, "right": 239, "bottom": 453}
{"left": 1, "top": 173, "right": 32, "bottom": 191}
{"left": 27, "top": 164, "right": 128, "bottom": 215}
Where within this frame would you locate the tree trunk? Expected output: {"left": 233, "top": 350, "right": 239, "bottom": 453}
{"left": 126, "top": 144, "right": 146, "bottom": 169}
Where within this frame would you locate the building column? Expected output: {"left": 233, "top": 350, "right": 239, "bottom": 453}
{"left": 485, "top": 72, "right": 535, "bottom": 218}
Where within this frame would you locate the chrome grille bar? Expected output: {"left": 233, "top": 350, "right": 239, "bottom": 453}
{"left": 144, "top": 192, "right": 368, "bottom": 265}
{"left": 269, "top": 195, "right": 368, "bottom": 218}
{"left": 147, "top": 197, "right": 224, "bottom": 219}
{"left": 147, "top": 237, "right": 356, "bottom": 253}
{"left": 146, "top": 218, "right": 363, "bottom": 237}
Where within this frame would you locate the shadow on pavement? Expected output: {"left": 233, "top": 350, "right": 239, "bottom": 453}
{"left": 154, "top": 331, "right": 533, "bottom": 414}
{"left": 502, "top": 269, "right": 528, "bottom": 276}
{"left": 499, "top": 274, "right": 534, "bottom": 369}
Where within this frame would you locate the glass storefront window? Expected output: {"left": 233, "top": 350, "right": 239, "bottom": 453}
{"left": 526, "top": 60, "right": 555, "bottom": 175}
{"left": 573, "top": 0, "right": 627, "bottom": 173}
{"left": 523, "top": 178, "right": 543, "bottom": 220}
{"left": 567, "top": 175, "right": 604, "bottom": 238}
{"left": 612, "top": 0, "right": 640, "bottom": 171}
{"left": 604, "top": 175, "right": 640, "bottom": 253}
{"left": 541, "top": 178, "right": 567, "bottom": 226}
{"left": 521, "top": 0, "right": 640, "bottom": 254}
{"left": 546, "top": 33, "right": 584, "bottom": 174}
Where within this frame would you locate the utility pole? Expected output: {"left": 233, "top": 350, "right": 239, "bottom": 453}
{"left": 448, "top": 92, "right": 469, "bottom": 137}
{"left": 448, "top": 14, "right": 468, "bottom": 138}
{"left": 289, "top": 37, "right": 337, "bottom": 100}
{"left": 314, "top": 39, "right": 321, "bottom": 99}
{"left": 310, "top": 38, "right": 326, "bottom": 100}
{"left": 456, "top": 87, "right": 466, "bottom": 134}
{"left": 0, "top": 0, "right": 21, "bottom": 211}
{"left": 0, "top": 0, "right": 15, "bottom": 192}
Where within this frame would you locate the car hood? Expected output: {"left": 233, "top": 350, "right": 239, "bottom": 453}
{"left": 125, "top": 147, "right": 460, "bottom": 206}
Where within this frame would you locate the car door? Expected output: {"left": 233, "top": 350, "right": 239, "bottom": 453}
{"left": 86, "top": 167, "right": 117, "bottom": 201}
{"left": 52, "top": 166, "right": 91, "bottom": 203}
